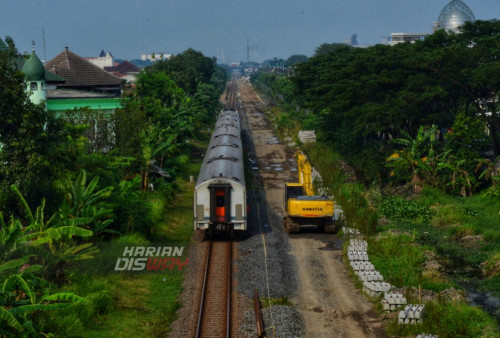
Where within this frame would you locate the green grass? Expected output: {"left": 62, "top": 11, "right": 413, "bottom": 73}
{"left": 52, "top": 228, "right": 190, "bottom": 337}
{"left": 368, "top": 233, "right": 453, "bottom": 292}
{"left": 376, "top": 186, "right": 500, "bottom": 290}
{"left": 150, "top": 179, "right": 195, "bottom": 243}
{"left": 385, "top": 299, "right": 499, "bottom": 338}
{"left": 260, "top": 296, "right": 292, "bottom": 308}
{"left": 419, "top": 187, "right": 500, "bottom": 241}
{"left": 81, "top": 272, "right": 184, "bottom": 337}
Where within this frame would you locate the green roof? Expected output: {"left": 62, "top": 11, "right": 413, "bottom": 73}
{"left": 13, "top": 55, "right": 65, "bottom": 83}
{"left": 22, "top": 51, "right": 45, "bottom": 81}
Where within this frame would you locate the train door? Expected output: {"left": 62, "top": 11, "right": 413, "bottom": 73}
{"left": 209, "top": 184, "right": 231, "bottom": 225}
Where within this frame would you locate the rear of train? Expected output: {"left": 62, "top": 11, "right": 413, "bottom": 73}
{"left": 193, "top": 109, "right": 247, "bottom": 234}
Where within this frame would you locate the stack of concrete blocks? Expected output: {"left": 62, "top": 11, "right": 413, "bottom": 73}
{"left": 349, "top": 239, "right": 367, "bottom": 249}
{"left": 350, "top": 260, "right": 374, "bottom": 272}
{"left": 298, "top": 130, "right": 316, "bottom": 143}
{"left": 284, "top": 136, "right": 296, "bottom": 147}
{"left": 357, "top": 270, "right": 384, "bottom": 282}
{"left": 416, "top": 335, "right": 437, "bottom": 338}
{"left": 347, "top": 239, "right": 393, "bottom": 296}
{"left": 348, "top": 240, "right": 382, "bottom": 281}
{"left": 382, "top": 292, "right": 407, "bottom": 312}
{"left": 342, "top": 226, "right": 360, "bottom": 235}
{"left": 362, "top": 281, "right": 393, "bottom": 297}
{"left": 347, "top": 241, "right": 369, "bottom": 262}
{"left": 398, "top": 304, "right": 425, "bottom": 325}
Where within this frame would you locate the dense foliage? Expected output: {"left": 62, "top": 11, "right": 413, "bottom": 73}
{"left": 254, "top": 20, "right": 500, "bottom": 194}
{"left": 0, "top": 38, "right": 226, "bottom": 334}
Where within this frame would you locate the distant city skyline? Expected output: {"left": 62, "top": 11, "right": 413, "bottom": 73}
{"left": 1, "top": 0, "right": 499, "bottom": 64}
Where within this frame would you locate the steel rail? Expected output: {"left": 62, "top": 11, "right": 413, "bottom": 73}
{"left": 195, "top": 240, "right": 212, "bottom": 337}
{"left": 226, "top": 242, "right": 232, "bottom": 338}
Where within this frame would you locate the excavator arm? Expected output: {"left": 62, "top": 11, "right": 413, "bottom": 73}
{"left": 296, "top": 151, "right": 314, "bottom": 196}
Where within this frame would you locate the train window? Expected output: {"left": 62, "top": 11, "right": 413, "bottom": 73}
{"left": 216, "top": 195, "right": 225, "bottom": 207}
{"left": 216, "top": 190, "right": 225, "bottom": 207}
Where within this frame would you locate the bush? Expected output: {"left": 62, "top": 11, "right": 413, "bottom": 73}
{"left": 112, "top": 189, "right": 153, "bottom": 236}
{"left": 425, "top": 299, "right": 498, "bottom": 337}
{"left": 39, "top": 277, "right": 115, "bottom": 335}
{"left": 379, "top": 196, "right": 434, "bottom": 223}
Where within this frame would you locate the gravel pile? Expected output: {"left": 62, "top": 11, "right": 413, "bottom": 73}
{"left": 238, "top": 305, "right": 305, "bottom": 338}
{"left": 262, "top": 305, "right": 305, "bottom": 337}
{"left": 238, "top": 309, "right": 257, "bottom": 337}
{"left": 235, "top": 190, "right": 298, "bottom": 299}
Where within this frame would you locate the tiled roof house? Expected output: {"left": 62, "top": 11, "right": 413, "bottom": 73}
{"left": 45, "top": 47, "right": 122, "bottom": 96}
{"left": 104, "top": 60, "right": 140, "bottom": 74}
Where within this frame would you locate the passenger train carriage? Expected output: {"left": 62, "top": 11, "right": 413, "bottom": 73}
{"left": 194, "top": 109, "right": 246, "bottom": 233}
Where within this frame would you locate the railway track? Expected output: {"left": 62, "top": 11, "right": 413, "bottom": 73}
{"left": 225, "top": 77, "right": 238, "bottom": 109}
{"left": 196, "top": 239, "right": 233, "bottom": 337}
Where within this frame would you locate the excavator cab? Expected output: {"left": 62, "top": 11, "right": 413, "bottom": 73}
{"left": 285, "top": 183, "right": 304, "bottom": 201}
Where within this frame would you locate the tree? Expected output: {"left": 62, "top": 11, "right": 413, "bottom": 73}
{"left": 149, "top": 48, "right": 217, "bottom": 95}
{"left": 314, "top": 43, "right": 352, "bottom": 56}
{"left": 135, "top": 71, "right": 184, "bottom": 107}
{"left": 285, "top": 54, "right": 308, "bottom": 67}
{"left": 422, "top": 20, "right": 500, "bottom": 155}
{"left": 0, "top": 39, "right": 84, "bottom": 214}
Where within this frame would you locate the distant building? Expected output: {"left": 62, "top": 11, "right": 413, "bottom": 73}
{"left": 343, "top": 34, "right": 359, "bottom": 46}
{"left": 141, "top": 53, "right": 173, "bottom": 62}
{"left": 105, "top": 60, "right": 141, "bottom": 83}
{"left": 385, "top": 0, "right": 475, "bottom": 45}
{"left": 388, "top": 33, "right": 428, "bottom": 46}
{"left": 86, "top": 49, "right": 114, "bottom": 69}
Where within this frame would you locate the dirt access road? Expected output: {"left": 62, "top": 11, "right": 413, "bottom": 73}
{"left": 238, "top": 79, "right": 387, "bottom": 337}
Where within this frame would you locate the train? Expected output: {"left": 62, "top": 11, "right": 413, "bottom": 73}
{"left": 194, "top": 108, "right": 246, "bottom": 234}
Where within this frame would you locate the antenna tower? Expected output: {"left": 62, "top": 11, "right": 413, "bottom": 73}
{"left": 246, "top": 38, "right": 250, "bottom": 63}
{"left": 43, "top": 29, "right": 47, "bottom": 63}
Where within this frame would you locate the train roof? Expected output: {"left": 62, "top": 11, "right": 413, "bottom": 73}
{"left": 195, "top": 109, "right": 245, "bottom": 188}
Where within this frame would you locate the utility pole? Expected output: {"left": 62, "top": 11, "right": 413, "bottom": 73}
{"left": 42, "top": 29, "right": 47, "bottom": 63}
{"left": 246, "top": 38, "right": 250, "bottom": 64}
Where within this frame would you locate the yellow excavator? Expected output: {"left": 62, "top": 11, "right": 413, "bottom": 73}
{"left": 283, "top": 151, "right": 336, "bottom": 233}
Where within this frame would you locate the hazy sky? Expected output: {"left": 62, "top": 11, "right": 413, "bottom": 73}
{"left": 1, "top": 0, "right": 499, "bottom": 63}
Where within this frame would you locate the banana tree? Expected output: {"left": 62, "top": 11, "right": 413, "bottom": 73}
{"left": 437, "top": 157, "right": 477, "bottom": 197}
{"left": 0, "top": 213, "right": 86, "bottom": 335}
{"left": 140, "top": 124, "right": 179, "bottom": 190}
{"left": 0, "top": 272, "right": 85, "bottom": 336}
{"left": 10, "top": 185, "right": 98, "bottom": 283}
{"left": 386, "top": 125, "right": 438, "bottom": 192}
{"left": 59, "top": 170, "right": 117, "bottom": 238}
